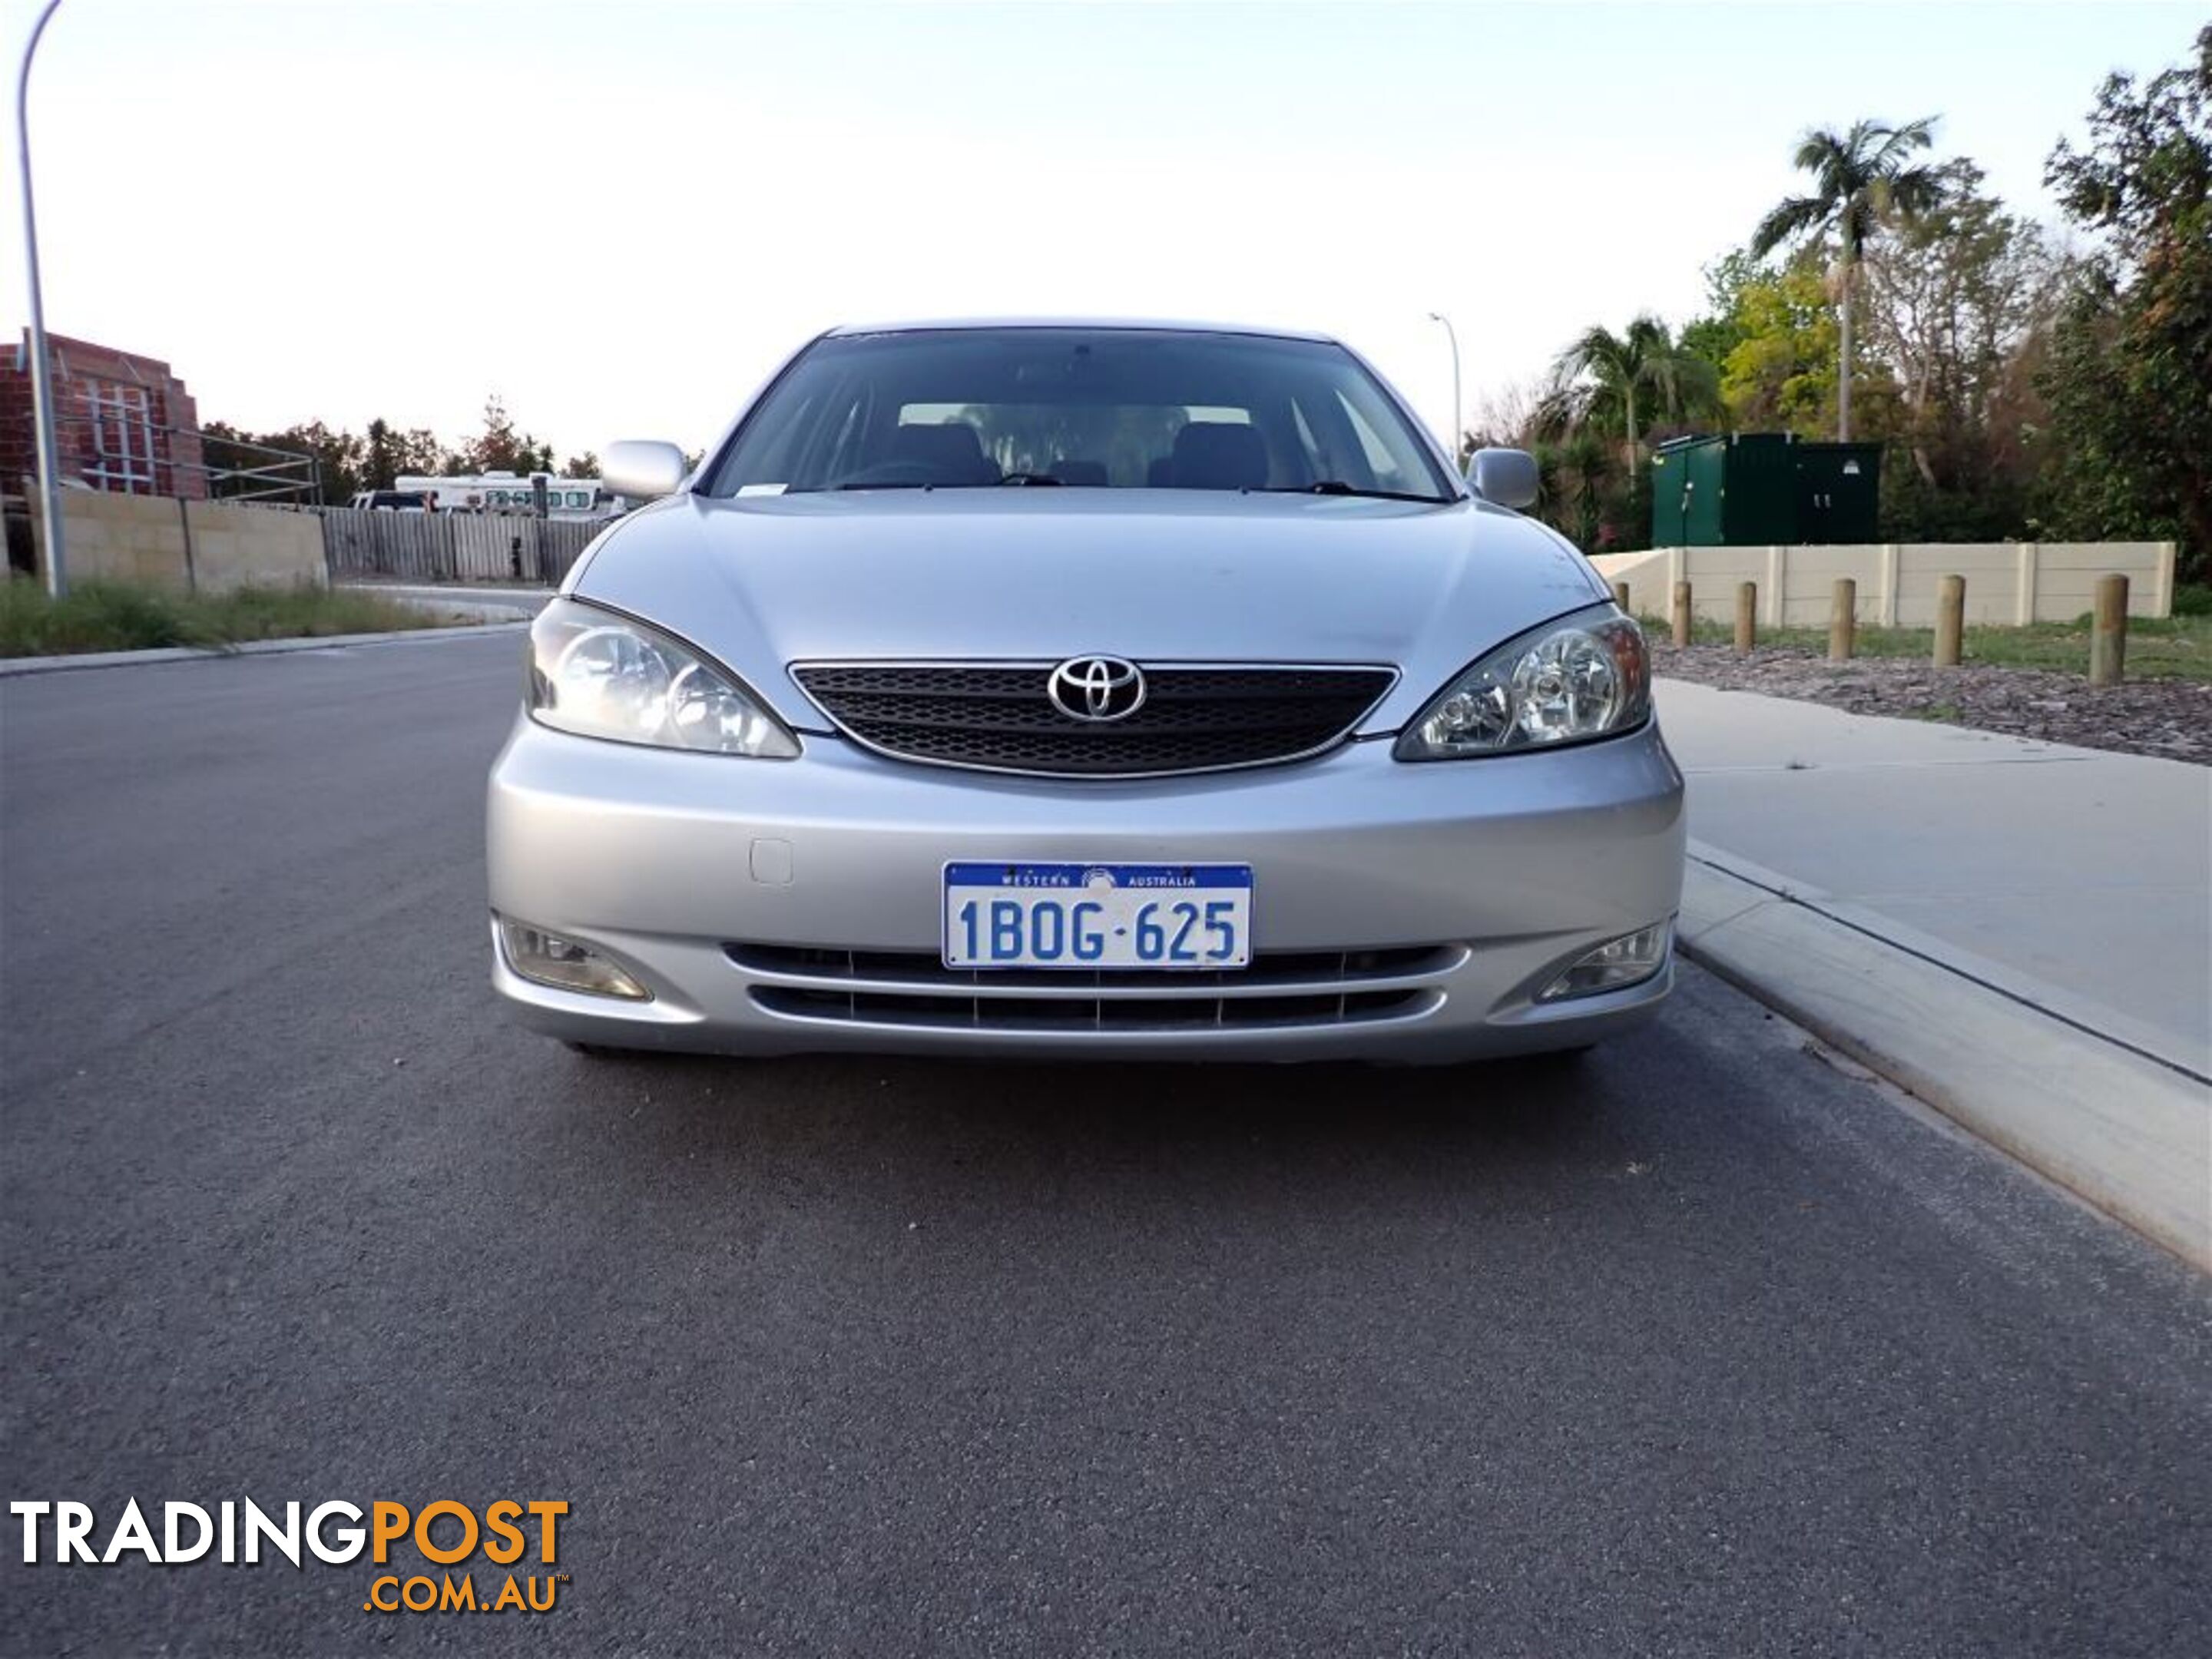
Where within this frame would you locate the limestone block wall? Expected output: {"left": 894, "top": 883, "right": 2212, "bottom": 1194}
{"left": 25, "top": 487, "right": 326, "bottom": 593}
{"left": 1589, "top": 541, "right": 2176, "bottom": 626}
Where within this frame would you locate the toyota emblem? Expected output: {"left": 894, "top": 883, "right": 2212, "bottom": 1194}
{"left": 1047, "top": 656, "right": 1146, "bottom": 723}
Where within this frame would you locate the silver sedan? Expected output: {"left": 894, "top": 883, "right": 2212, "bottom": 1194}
{"left": 486, "top": 321, "right": 1684, "bottom": 1061}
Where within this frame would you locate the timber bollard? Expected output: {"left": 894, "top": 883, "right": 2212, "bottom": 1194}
{"left": 1734, "top": 582, "right": 1756, "bottom": 656}
{"left": 1611, "top": 580, "right": 1631, "bottom": 613}
{"left": 2090, "top": 573, "right": 2129, "bottom": 686}
{"left": 1829, "top": 578, "right": 1856, "bottom": 661}
{"left": 1672, "top": 581, "right": 1693, "bottom": 647}
{"left": 1934, "top": 575, "right": 1965, "bottom": 667}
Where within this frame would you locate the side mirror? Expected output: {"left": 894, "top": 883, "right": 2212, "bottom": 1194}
{"left": 1466, "top": 447, "right": 1540, "bottom": 511}
{"left": 601, "top": 439, "right": 690, "bottom": 500}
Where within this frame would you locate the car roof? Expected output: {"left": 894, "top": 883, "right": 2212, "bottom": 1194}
{"left": 821, "top": 317, "right": 1339, "bottom": 345}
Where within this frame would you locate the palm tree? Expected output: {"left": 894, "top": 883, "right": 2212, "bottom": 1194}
{"left": 1751, "top": 117, "right": 1944, "bottom": 441}
{"left": 1548, "top": 314, "right": 1720, "bottom": 469}
{"left": 1527, "top": 429, "right": 1623, "bottom": 551}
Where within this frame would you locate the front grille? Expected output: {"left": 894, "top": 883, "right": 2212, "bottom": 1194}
{"left": 729, "top": 942, "right": 1459, "bottom": 1035}
{"left": 729, "top": 942, "right": 1451, "bottom": 988}
{"left": 750, "top": 985, "right": 1431, "bottom": 1031}
{"left": 790, "top": 662, "right": 1396, "bottom": 777}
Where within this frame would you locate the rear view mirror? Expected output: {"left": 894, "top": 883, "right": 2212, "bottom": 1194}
{"left": 602, "top": 440, "right": 690, "bottom": 500}
{"left": 1466, "top": 447, "right": 1540, "bottom": 511}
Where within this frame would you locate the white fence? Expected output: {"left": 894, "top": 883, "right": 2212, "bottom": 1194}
{"left": 1590, "top": 541, "right": 2177, "bottom": 626}
{"left": 320, "top": 508, "right": 604, "bottom": 584}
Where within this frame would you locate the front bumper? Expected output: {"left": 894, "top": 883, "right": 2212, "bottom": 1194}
{"left": 485, "top": 719, "right": 1686, "bottom": 1062}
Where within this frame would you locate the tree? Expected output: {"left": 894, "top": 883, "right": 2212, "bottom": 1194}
{"left": 2037, "top": 25, "right": 2211, "bottom": 578}
{"left": 955, "top": 403, "right": 1185, "bottom": 481}
{"left": 1532, "top": 429, "right": 1623, "bottom": 552}
{"left": 562, "top": 451, "right": 601, "bottom": 479}
{"left": 1547, "top": 315, "right": 1720, "bottom": 469}
{"left": 355, "top": 418, "right": 459, "bottom": 489}
{"left": 1715, "top": 263, "right": 1836, "bottom": 433}
{"left": 465, "top": 395, "right": 553, "bottom": 476}
{"left": 1679, "top": 249, "right": 1766, "bottom": 374}
{"left": 200, "top": 420, "right": 363, "bottom": 504}
{"left": 362, "top": 419, "right": 400, "bottom": 492}
{"left": 467, "top": 395, "right": 526, "bottom": 473}
{"left": 282, "top": 422, "right": 367, "bottom": 505}
{"left": 1498, "top": 369, "right": 1642, "bottom": 551}
{"left": 395, "top": 427, "right": 448, "bottom": 478}
{"left": 1857, "top": 161, "right": 2064, "bottom": 537}
{"left": 1750, "top": 116, "right": 1945, "bottom": 440}
{"left": 1465, "top": 377, "right": 1556, "bottom": 453}
{"left": 197, "top": 421, "right": 257, "bottom": 498}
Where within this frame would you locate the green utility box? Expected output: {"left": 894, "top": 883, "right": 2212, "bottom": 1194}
{"left": 1651, "top": 433, "right": 1881, "bottom": 545}
{"left": 1793, "top": 441, "right": 1882, "bottom": 544}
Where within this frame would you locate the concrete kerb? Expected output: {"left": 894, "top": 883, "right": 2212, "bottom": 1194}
{"left": 1677, "top": 839, "right": 2211, "bottom": 1271}
{"left": 341, "top": 585, "right": 551, "bottom": 624}
{"left": 0, "top": 621, "right": 527, "bottom": 677}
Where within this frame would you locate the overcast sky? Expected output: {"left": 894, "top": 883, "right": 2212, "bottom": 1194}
{"left": 3, "top": 0, "right": 2197, "bottom": 459}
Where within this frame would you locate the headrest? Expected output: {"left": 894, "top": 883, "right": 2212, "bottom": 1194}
{"left": 1171, "top": 422, "right": 1267, "bottom": 489}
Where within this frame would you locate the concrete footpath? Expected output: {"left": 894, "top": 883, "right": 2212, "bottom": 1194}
{"left": 1659, "top": 678, "right": 2211, "bottom": 1268}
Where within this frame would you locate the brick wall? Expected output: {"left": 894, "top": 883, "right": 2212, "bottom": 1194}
{"left": 1, "top": 331, "right": 205, "bottom": 501}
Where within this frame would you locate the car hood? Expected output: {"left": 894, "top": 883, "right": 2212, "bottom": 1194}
{"left": 570, "top": 490, "right": 1608, "bottom": 733}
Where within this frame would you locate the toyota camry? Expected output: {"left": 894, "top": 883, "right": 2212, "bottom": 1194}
{"left": 485, "top": 321, "right": 1685, "bottom": 1061}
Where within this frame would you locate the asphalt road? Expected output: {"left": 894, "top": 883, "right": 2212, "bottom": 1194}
{"left": 2, "top": 632, "right": 2206, "bottom": 1657}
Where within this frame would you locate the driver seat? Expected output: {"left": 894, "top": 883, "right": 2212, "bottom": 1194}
{"left": 1169, "top": 422, "right": 1268, "bottom": 489}
{"left": 886, "top": 422, "right": 999, "bottom": 484}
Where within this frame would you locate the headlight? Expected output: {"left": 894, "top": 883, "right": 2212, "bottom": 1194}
{"left": 1395, "top": 606, "right": 1650, "bottom": 760}
{"left": 526, "top": 597, "right": 799, "bottom": 757}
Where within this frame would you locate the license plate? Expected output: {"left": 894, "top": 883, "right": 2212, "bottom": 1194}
{"left": 943, "top": 863, "right": 1254, "bottom": 969}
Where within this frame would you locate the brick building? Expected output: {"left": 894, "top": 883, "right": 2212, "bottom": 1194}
{"left": 1, "top": 331, "right": 207, "bottom": 501}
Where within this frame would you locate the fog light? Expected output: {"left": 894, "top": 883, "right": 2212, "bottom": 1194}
{"left": 497, "top": 917, "right": 651, "bottom": 1001}
{"left": 1538, "top": 920, "right": 1672, "bottom": 1002}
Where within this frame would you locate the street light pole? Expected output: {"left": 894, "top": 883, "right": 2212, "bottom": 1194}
{"left": 17, "top": 0, "right": 68, "bottom": 596}
{"left": 1426, "top": 310, "right": 1462, "bottom": 469}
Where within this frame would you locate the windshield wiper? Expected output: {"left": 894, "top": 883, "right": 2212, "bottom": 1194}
{"left": 1257, "top": 482, "right": 1449, "bottom": 504}
{"left": 806, "top": 475, "right": 1061, "bottom": 492}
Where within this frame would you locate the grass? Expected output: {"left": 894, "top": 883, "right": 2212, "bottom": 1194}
{"left": 1639, "top": 611, "right": 2210, "bottom": 684}
{"left": 0, "top": 578, "right": 457, "bottom": 658}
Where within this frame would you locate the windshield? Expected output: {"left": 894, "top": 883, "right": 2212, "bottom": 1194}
{"left": 704, "top": 327, "right": 1455, "bottom": 501}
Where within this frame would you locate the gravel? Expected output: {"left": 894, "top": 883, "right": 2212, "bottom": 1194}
{"left": 1651, "top": 641, "right": 2211, "bottom": 765}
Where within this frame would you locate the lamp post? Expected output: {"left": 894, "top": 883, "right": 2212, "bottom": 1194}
{"left": 1426, "top": 310, "right": 1462, "bottom": 469}
{"left": 17, "top": 0, "right": 68, "bottom": 596}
